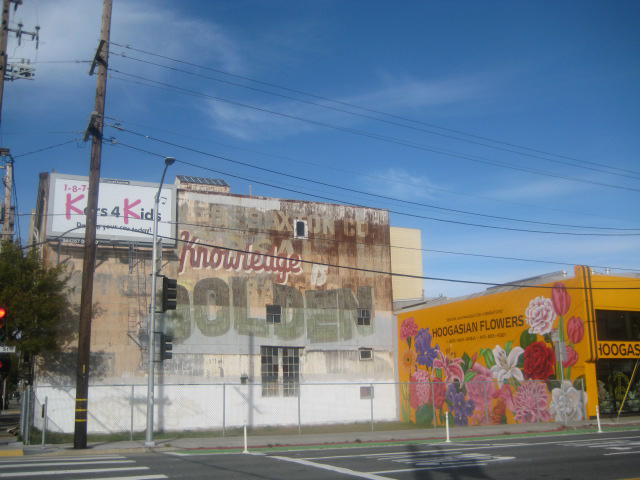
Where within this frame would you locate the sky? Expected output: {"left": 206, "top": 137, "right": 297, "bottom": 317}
{"left": 2, "top": 0, "right": 639, "bottom": 299}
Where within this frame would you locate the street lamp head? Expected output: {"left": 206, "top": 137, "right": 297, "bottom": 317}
{"left": 164, "top": 157, "right": 176, "bottom": 166}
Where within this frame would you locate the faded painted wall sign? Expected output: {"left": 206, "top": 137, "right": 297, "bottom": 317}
{"left": 178, "top": 231, "right": 303, "bottom": 284}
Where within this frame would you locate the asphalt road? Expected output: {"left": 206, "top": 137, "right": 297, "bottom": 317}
{"left": 2, "top": 430, "right": 639, "bottom": 479}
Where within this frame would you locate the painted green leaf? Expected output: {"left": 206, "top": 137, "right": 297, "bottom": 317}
{"left": 520, "top": 329, "right": 538, "bottom": 350}
{"left": 416, "top": 404, "right": 434, "bottom": 426}
{"left": 573, "top": 375, "right": 586, "bottom": 392}
{"left": 505, "top": 340, "right": 513, "bottom": 355}
{"left": 462, "top": 352, "right": 472, "bottom": 372}
{"left": 482, "top": 348, "right": 496, "bottom": 369}
{"left": 464, "top": 370, "right": 478, "bottom": 384}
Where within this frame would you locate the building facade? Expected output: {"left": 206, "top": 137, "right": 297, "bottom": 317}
{"left": 397, "top": 266, "right": 640, "bottom": 427}
{"left": 32, "top": 172, "right": 401, "bottom": 433}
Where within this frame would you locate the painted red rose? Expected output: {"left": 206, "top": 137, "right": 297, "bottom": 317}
{"left": 523, "top": 341, "right": 555, "bottom": 380}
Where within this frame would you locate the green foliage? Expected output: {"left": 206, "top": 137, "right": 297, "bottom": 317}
{"left": 480, "top": 347, "right": 496, "bottom": 369}
{"left": 416, "top": 403, "right": 434, "bottom": 425}
{"left": 0, "top": 240, "right": 74, "bottom": 357}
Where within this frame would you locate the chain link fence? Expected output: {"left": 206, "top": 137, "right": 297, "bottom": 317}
{"left": 20, "top": 379, "right": 587, "bottom": 444}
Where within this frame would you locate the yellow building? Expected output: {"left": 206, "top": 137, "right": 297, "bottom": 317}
{"left": 396, "top": 266, "right": 640, "bottom": 426}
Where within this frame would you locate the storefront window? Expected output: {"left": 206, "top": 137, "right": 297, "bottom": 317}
{"left": 596, "top": 309, "right": 640, "bottom": 341}
{"left": 596, "top": 359, "right": 640, "bottom": 415}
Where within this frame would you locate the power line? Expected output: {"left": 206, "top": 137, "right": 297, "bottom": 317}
{"left": 107, "top": 70, "right": 640, "bottom": 195}
{"left": 102, "top": 116, "right": 640, "bottom": 227}
{"left": 18, "top": 210, "right": 640, "bottom": 274}
{"left": 112, "top": 51, "right": 640, "bottom": 182}
{"left": 32, "top": 223, "right": 640, "bottom": 291}
{"left": 108, "top": 41, "right": 640, "bottom": 178}
{"left": 108, "top": 128, "right": 640, "bottom": 235}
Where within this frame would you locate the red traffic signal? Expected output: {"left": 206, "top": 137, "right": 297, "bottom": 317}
{"left": 0, "top": 308, "right": 5, "bottom": 319}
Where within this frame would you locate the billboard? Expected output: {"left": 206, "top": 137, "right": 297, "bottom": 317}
{"left": 46, "top": 173, "right": 176, "bottom": 244}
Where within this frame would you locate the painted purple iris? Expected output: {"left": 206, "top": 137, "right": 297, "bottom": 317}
{"left": 446, "top": 383, "right": 475, "bottom": 426}
{"left": 415, "top": 328, "right": 440, "bottom": 367}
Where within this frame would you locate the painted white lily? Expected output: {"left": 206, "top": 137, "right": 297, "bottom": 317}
{"left": 490, "top": 345, "right": 524, "bottom": 382}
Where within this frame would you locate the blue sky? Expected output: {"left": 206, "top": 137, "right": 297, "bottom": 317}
{"left": 2, "top": 0, "right": 639, "bottom": 298}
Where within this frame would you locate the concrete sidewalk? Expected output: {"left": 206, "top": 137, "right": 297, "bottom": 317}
{"left": 3, "top": 415, "right": 639, "bottom": 457}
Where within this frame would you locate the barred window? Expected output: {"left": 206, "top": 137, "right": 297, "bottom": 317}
{"left": 357, "top": 308, "right": 371, "bottom": 326}
{"left": 266, "top": 304, "right": 282, "bottom": 324}
{"left": 261, "top": 346, "right": 302, "bottom": 397}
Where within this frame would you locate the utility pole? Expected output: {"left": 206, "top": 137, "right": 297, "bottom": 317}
{"left": 1, "top": 150, "right": 12, "bottom": 241}
{"left": 0, "top": 0, "right": 40, "bottom": 124}
{"left": 74, "top": 0, "right": 112, "bottom": 449}
{"left": 0, "top": 0, "right": 11, "bottom": 123}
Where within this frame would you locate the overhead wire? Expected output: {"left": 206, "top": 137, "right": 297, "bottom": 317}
{"left": 106, "top": 69, "right": 640, "bottom": 195}
{"left": 107, "top": 125, "right": 640, "bottom": 234}
{"left": 102, "top": 115, "right": 640, "bottom": 226}
{"left": 107, "top": 137, "right": 640, "bottom": 237}
{"left": 108, "top": 41, "right": 640, "bottom": 178}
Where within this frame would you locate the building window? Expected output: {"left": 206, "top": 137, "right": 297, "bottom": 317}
{"left": 596, "top": 309, "right": 640, "bottom": 341}
{"left": 360, "top": 386, "right": 374, "bottom": 399}
{"left": 266, "top": 305, "right": 282, "bottom": 324}
{"left": 359, "top": 348, "right": 373, "bottom": 361}
{"left": 294, "top": 219, "right": 308, "bottom": 239}
{"left": 261, "top": 346, "right": 302, "bottom": 397}
{"left": 357, "top": 308, "right": 371, "bottom": 326}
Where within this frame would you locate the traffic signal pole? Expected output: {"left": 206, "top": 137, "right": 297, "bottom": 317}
{"left": 145, "top": 157, "right": 174, "bottom": 447}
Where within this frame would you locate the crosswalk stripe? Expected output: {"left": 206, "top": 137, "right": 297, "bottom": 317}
{"left": 0, "top": 456, "right": 125, "bottom": 464}
{"left": 73, "top": 476, "right": 168, "bottom": 480}
{"left": 0, "top": 460, "right": 134, "bottom": 469}
{"left": 0, "top": 466, "right": 149, "bottom": 477}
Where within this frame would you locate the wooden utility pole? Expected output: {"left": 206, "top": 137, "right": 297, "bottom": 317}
{"left": 1, "top": 154, "right": 12, "bottom": 240}
{"left": 0, "top": 0, "right": 10, "bottom": 124}
{"left": 74, "top": 0, "right": 112, "bottom": 449}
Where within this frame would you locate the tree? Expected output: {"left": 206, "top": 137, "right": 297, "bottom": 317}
{"left": 0, "top": 240, "right": 74, "bottom": 359}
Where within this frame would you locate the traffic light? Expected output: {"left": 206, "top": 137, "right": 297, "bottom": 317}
{"left": 0, "top": 355, "right": 11, "bottom": 374}
{"left": 0, "top": 308, "right": 6, "bottom": 342}
{"left": 159, "top": 333, "right": 173, "bottom": 361}
{"left": 161, "top": 277, "right": 178, "bottom": 312}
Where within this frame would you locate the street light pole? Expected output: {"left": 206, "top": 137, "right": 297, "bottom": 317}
{"left": 145, "top": 156, "right": 175, "bottom": 447}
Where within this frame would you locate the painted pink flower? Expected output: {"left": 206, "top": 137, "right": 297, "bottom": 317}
{"left": 525, "top": 296, "right": 556, "bottom": 335}
{"left": 566, "top": 316, "right": 584, "bottom": 344}
{"left": 562, "top": 345, "right": 579, "bottom": 368}
{"left": 432, "top": 377, "right": 447, "bottom": 409}
{"left": 400, "top": 317, "right": 419, "bottom": 342}
{"left": 513, "top": 381, "right": 552, "bottom": 423}
{"left": 492, "top": 384, "right": 515, "bottom": 411}
{"left": 409, "top": 369, "right": 431, "bottom": 409}
{"left": 433, "top": 350, "right": 464, "bottom": 383}
{"left": 466, "top": 363, "right": 496, "bottom": 412}
{"left": 551, "top": 282, "right": 571, "bottom": 316}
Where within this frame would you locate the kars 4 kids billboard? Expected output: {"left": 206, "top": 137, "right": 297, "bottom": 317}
{"left": 46, "top": 173, "right": 176, "bottom": 244}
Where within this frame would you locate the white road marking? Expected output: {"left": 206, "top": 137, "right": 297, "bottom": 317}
{"left": 0, "top": 460, "right": 135, "bottom": 469}
{"left": 0, "top": 466, "right": 149, "bottom": 477}
{"left": 272, "top": 455, "right": 393, "bottom": 480}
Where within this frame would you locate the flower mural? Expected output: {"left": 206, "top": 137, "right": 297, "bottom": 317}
{"left": 490, "top": 345, "right": 524, "bottom": 382}
{"left": 415, "top": 328, "right": 440, "bottom": 368}
{"left": 525, "top": 296, "right": 556, "bottom": 335}
{"left": 399, "top": 280, "right": 588, "bottom": 428}
{"left": 523, "top": 341, "right": 555, "bottom": 380}
{"left": 550, "top": 380, "right": 587, "bottom": 422}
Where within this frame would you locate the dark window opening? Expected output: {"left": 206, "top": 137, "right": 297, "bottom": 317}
{"left": 357, "top": 308, "right": 371, "bottom": 326}
{"left": 266, "top": 304, "right": 282, "bottom": 324}
{"left": 261, "top": 346, "right": 302, "bottom": 397}
{"left": 596, "top": 309, "right": 640, "bottom": 342}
